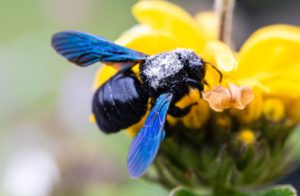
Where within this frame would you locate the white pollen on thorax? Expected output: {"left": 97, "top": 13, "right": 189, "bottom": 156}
{"left": 143, "top": 49, "right": 185, "bottom": 88}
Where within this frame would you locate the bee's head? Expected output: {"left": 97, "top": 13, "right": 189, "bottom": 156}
{"left": 175, "top": 49, "right": 205, "bottom": 82}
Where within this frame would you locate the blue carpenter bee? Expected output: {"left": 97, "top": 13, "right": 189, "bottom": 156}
{"left": 51, "top": 31, "right": 222, "bottom": 178}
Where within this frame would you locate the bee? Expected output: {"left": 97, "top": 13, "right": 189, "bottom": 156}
{"left": 51, "top": 31, "right": 222, "bottom": 178}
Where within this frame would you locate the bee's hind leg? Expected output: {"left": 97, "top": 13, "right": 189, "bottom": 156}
{"left": 164, "top": 121, "right": 172, "bottom": 137}
{"left": 168, "top": 103, "right": 197, "bottom": 118}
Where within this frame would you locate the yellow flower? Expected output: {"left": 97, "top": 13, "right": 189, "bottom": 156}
{"left": 93, "top": 0, "right": 300, "bottom": 133}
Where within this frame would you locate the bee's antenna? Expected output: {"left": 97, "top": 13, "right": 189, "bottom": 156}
{"left": 204, "top": 61, "right": 223, "bottom": 83}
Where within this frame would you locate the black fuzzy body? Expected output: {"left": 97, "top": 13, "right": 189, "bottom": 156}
{"left": 140, "top": 49, "right": 205, "bottom": 102}
{"left": 93, "top": 48, "right": 206, "bottom": 133}
{"left": 92, "top": 70, "right": 148, "bottom": 133}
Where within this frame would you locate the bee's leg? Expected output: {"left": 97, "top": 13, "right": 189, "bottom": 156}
{"left": 185, "top": 78, "right": 204, "bottom": 98}
{"left": 164, "top": 121, "right": 172, "bottom": 137}
{"left": 168, "top": 103, "right": 197, "bottom": 118}
{"left": 204, "top": 61, "right": 223, "bottom": 83}
{"left": 186, "top": 78, "right": 204, "bottom": 91}
{"left": 203, "top": 80, "right": 210, "bottom": 87}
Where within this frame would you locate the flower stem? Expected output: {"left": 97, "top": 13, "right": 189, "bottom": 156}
{"left": 214, "top": 0, "right": 235, "bottom": 46}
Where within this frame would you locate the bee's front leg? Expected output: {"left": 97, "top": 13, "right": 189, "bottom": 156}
{"left": 185, "top": 78, "right": 204, "bottom": 98}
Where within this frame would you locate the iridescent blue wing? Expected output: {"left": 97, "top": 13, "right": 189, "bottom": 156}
{"left": 51, "top": 31, "right": 147, "bottom": 67}
{"left": 128, "top": 93, "right": 173, "bottom": 178}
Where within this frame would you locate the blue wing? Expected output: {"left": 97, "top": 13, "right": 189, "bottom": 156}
{"left": 51, "top": 31, "right": 147, "bottom": 67}
{"left": 128, "top": 93, "right": 173, "bottom": 178}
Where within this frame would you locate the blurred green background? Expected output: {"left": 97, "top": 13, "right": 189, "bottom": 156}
{"left": 0, "top": 0, "right": 168, "bottom": 195}
{"left": 0, "top": 0, "right": 299, "bottom": 195}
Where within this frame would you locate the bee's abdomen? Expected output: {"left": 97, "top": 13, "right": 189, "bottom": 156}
{"left": 93, "top": 71, "right": 148, "bottom": 133}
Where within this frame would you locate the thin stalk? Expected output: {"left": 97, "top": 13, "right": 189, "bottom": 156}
{"left": 214, "top": 0, "right": 236, "bottom": 47}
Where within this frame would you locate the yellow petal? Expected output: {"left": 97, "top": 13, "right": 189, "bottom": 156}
{"left": 132, "top": 1, "right": 205, "bottom": 53}
{"left": 258, "top": 61, "right": 300, "bottom": 97}
{"left": 264, "top": 80, "right": 300, "bottom": 98}
{"left": 194, "top": 11, "right": 218, "bottom": 42}
{"left": 204, "top": 41, "right": 238, "bottom": 73}
{"left": 89, "top": 114, "right": 96, "bottom": 124}
{"left": 233, "top": 78, "right": 271, "bottom": 93}
{"left": 92, "top": 65, "right": 118, "bottom": 91}
{"left": 203, "top": 41, "right": 237, "bottom": 88}
{"left": 235, "top": 25, "right": 300, "bottom": 97}
{"left": 116, "top": 25, "right": 178, "bottom": 55}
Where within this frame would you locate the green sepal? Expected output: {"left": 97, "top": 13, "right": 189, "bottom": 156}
{"left": 255, "top": 185, "right": 297, "bottom": 196}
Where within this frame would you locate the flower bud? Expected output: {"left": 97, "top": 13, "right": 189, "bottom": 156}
{"left": 263, "top": 98, "right": 285, "bottom": 122}
{"left": 237, "top": 129, "right": 256, "bottom": 145}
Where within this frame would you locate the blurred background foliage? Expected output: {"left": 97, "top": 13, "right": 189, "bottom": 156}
{"left": 0, "top": 0, "right": 299, "bottom": 195}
